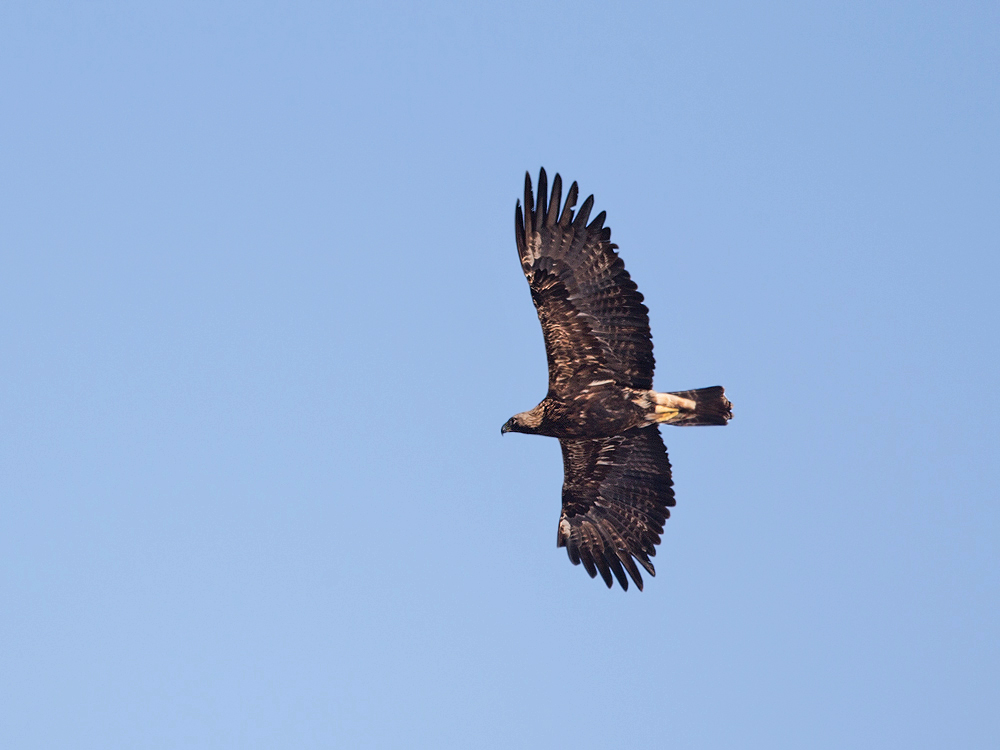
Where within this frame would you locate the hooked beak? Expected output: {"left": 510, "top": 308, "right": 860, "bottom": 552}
{"left": 501, "top": 418, "right": 514, "bottom": 435}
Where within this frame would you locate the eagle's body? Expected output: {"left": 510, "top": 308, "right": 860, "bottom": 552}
{"left": 504, "top": 382, "right": 648, "bottom": 438}
{"left": 502, "top": 169, "right": 732, "bottom": 591}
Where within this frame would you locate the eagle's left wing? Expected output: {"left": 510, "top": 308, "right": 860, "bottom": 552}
{"left": 557, "top": 427, "right": 675, "bottom": 590}
{"left": 515, "top": 169, "right": 655, "bottom": 396}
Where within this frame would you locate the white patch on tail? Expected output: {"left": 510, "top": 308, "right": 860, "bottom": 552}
{"left": 654, "top": 392, "right": 697, "bottom": 412}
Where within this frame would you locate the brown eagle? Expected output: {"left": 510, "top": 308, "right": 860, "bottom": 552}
{"left": 502, "top": 168, "right": 732, "bottom": 591}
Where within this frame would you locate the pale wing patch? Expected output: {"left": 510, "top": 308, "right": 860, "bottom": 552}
{"left": 526, "top": 233, "right": 544, "bottom": 263}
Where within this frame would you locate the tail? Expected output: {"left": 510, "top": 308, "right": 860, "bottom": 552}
{"left": 651, "top": 386, "right": 733, "bottom": 426}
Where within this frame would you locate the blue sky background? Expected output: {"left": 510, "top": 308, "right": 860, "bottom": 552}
{"left": 2, "top": 1, "right": 998, "bottom": 747}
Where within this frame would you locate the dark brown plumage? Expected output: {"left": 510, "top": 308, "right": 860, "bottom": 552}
{"left": 502, "top": 168, "right": 732, "bottom": 591}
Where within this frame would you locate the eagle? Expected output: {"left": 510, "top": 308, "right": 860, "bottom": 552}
{"left": 501, "top": 168, "right": 732, "bottom": 591}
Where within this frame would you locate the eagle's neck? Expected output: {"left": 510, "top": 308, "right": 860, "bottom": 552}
{"left": 515, "top": 404, "right": 546, "bottom": 433}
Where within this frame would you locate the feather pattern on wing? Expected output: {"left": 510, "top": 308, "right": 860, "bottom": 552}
{"left": 557, "top": 427, "right": 675, "bottom": 590}
{"left": 515, "top": 168, "right": 655, "bottom": 393}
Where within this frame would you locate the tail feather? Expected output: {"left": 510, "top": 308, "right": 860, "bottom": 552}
{"left": 653, "top": 386, "right": 732, "bottom": 426}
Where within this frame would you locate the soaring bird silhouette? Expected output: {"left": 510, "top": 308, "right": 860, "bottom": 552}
{"left": 502, "top": 168, "right": 732, "bottom": 590}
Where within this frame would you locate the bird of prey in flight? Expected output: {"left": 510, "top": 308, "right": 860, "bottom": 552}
{"left": 502, "top": 168, "right": 732, "bottom": 590}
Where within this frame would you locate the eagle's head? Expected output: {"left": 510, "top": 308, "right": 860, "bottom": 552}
{"left": 501, "top": 408, "right": 543, "bottom": 435}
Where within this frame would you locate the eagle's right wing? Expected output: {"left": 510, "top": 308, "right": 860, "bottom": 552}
{"left": 557, "top": 427, "right": 675, "bottom": 591}
{"left": 515, "top": 169, "right": 655, "bottom": 395}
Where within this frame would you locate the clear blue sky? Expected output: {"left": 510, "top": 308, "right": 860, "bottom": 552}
{"left": 2, "top": 2, "right": 998, "bottom": 748}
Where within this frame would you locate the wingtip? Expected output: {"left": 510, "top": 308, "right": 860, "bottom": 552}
{"left": 523, "top": 172, "right": 535, "bottom": 235}
{"left": 537, "top": 168, "right": 548, "bottom": 224}
{"left": 560, "top": 181, "right": 579, "bottom": 226}
{"left": 548, "top": 173, "right": 562, "bottom": 227}
{"left": 514, "top": 202, "right": 525, "bottom": 255}
{"left": 574, "top": 194, "right": 595, "bottom": 227}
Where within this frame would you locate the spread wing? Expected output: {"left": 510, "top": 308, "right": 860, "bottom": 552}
{"left": 514, "top": 168, "right": 655, "bottom": 394}
{"left": 557, "top": 427, "right": 674, "bottom": 590}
